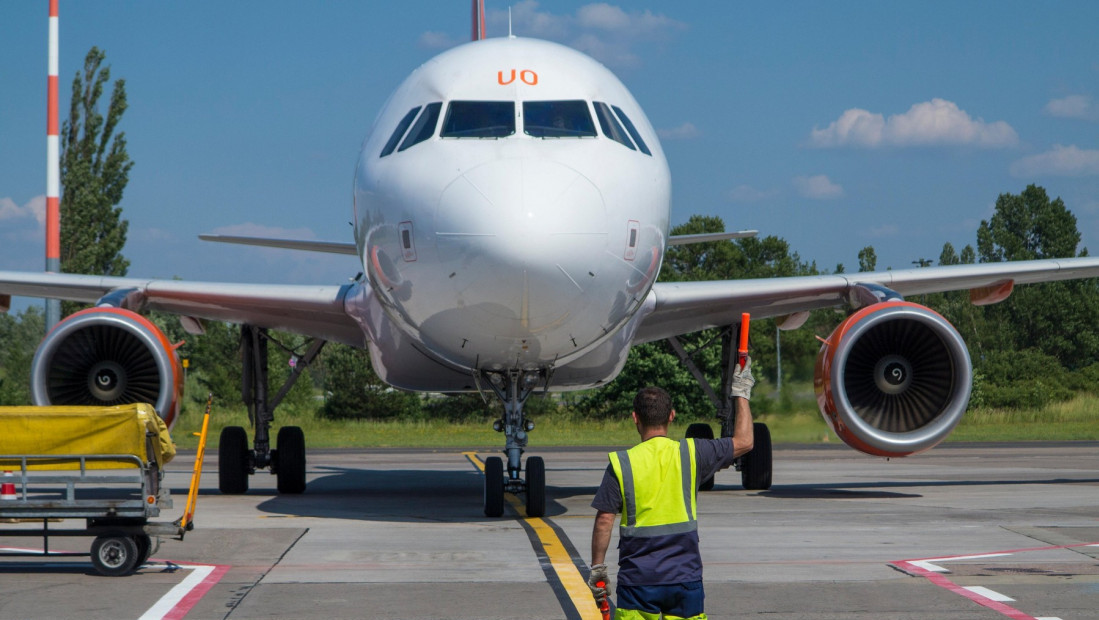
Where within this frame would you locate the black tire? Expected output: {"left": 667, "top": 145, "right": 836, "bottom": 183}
{"left": 133, "top": 534, "right": 152, "bottom": 567}
{"left": 741, "top": 422, "right": 773, "bottom": 490}
{"left": 685, "top": 423, "right": 716, "bottom": 491}
{"left": 525, "top": 456, "right": 546, "bottom": 518}
{"left": 218, "top": 426, "right": 250, "bottom": 494}
{"left": 484, "top": 456, "right": 505, "bottom": 518}
{"left": 276, "top": 426, "right": 307, "bottom": 494}
{"left": 91, "top": 534, "right": 139, "bottom": 576}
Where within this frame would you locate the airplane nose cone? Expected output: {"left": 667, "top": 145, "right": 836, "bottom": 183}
{"left": 435, "top": 158, "right": 607, "bottom": 339}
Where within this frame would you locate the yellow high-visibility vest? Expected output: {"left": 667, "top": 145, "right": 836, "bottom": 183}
{"left": 609, "top": 437, "right": 698, "bottom": 538}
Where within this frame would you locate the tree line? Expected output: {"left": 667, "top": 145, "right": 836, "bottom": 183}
{"left": 4, "top": 48, "right": 1098, "bottom": 422}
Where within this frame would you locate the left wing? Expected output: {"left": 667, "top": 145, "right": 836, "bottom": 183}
{"left": 0, "top": 271, "right": 365, "bottom": 346}
{"left": 635, "top": 256, "right": 1099, "bottom": 343}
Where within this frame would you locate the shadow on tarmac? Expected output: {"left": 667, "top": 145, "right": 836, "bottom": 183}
{"left": 202, "top": 466, "right": 597, "bottom": 523}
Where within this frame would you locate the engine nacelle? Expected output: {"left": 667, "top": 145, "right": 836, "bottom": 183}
{"left": 814, "top": 301, "right": 971, "bottom": 457}
{"left": 31, "top": 308, "right": 183, "bottom": 428}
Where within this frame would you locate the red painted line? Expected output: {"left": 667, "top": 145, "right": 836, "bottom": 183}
{"left": 893, "top": 560, "right": 1036, "bottom": 620}
{"left": 893, "top": 541, "right": 1099, "bottom": 620}
{"left": 160, "top": 562, "right": 231, "bottom": 620}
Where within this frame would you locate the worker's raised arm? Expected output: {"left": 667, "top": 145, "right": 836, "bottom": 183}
{"left": 730, "top": 357, "right": 755, "bottom": 458}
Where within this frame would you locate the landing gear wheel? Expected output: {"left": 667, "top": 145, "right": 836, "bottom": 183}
{"left": 685, "top": 423, "right": 716, "bottom": 491}
{"left": 91, "top": 534, "right": 139, "bottom": 576}
{"left": 484, "top": 456, "right": 505, "bottom": 518}
{"left": 525, "top": 456, "right": 546, "bottom": 518}
{"left": 276, "top": 426, "right": 307, "bottom": 494}
{"left": 218, "top": 426, "right": 250, "bottom": 494}
{"left": 133, "top": 534, "right": 153, "bottom": 567}
{"left": 741, "top": 422, "right": 772, "bottom": 490}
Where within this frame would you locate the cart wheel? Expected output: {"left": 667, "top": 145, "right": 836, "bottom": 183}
{"left": 276, "top": 426, "right": 306, "bottom": 494}
{"left": 133, "top": 534, "right": 153, "bottom": 566}
{"left": 685, "top": 423, "right": 716, "bottom": 491}
{"left": 91, "top": 534, "right": 139, "bottom": 576}
{"left": 219, "top": 425, "right": 250, "bottom": 494}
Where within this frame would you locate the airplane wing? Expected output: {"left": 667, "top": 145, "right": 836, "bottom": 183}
{"left": 0, "top": 271, "right": 366, "bottom": 346}
{"left": 634, "top": 256, "right": 1099, "bottom": 343}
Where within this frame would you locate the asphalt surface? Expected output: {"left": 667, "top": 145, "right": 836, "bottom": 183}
{"left": 2, "top": 441, "right": 1098, "bottom": 619}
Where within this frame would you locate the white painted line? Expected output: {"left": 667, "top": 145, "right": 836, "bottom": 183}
{"left": 962, "top": 586, "right": 1015, "bottom": 602}
{"left": 138, "top": 561, "right": 229, "bottom": 620}
{"left": 909, "top": 552, "right": 1014, "bottom": 572}
{"left": 1036, "top": 617, "right": 1064, "bottom": 620}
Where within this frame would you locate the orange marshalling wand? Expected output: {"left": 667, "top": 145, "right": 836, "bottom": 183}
{"left": 738, "top": 312, "right": 750, "bottom": 370}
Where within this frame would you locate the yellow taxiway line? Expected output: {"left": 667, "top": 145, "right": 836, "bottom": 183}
{"left": 464, "top": 452, "right": 603, "bottom": 620}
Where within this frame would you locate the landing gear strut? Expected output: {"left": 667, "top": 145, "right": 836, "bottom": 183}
{"left": 482, "top": 370, "right": 547, "bottom": 517}
{"left": 218, "top": 325, "right": 325, "bottom": 495}
{"left": 667, "top": 323, "right": 773, "bottom": 490}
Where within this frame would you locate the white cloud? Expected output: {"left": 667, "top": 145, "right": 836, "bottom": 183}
{"left": 793, "top": 174, "right": 844, "bottom": 200}
{"left": 657, "top": 122, "right": 699, "bottom": 140}
{"left": 418, "top": 31, "right": 461, "bottom": 50}
{"left": 726, "top": 184, "right": 777, "bottom": 203}
{"left": 0, "top": 195, "right": 45, "bottom": 226}
{"left": 868, "top": 224, "right": 900, "bottom": 238}
{"left": 1010, "top": 145, "right": 1099, "bottom": 178}
{"left": 1044, "top": 95, "right": 1099, "bottom": 121}
{"left": 484, "top": 1, "right": 686, "bottom": 69}
{"left": 809, "top": 99, "right": 1018, "bottom": 149}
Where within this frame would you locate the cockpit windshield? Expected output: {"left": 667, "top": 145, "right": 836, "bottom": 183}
{"left": 523, "top": 100, "right": 597, "bottom": 138}
{"left": 441, "top": 101, "right": 515, "bottom": 138}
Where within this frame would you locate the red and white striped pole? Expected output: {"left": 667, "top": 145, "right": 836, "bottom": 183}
{"left": 45, "top": 0, "right": 60, "bottom": 330}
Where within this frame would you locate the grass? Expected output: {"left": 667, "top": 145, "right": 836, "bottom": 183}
{"left": 170, "top": 391, "right": 1099, "bottom": 450}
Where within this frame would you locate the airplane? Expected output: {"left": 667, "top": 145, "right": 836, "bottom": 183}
{"left": 5, "top": 1, "right": 1099, "bottom": 518}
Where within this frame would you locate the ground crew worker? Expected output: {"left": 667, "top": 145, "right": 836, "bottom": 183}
{"left": 588, "top": 360, "right": 756, "bottom": 619}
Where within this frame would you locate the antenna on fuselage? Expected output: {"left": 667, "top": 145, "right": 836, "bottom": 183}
{"left": 509, "top": 8, "right": 513, "bottom": 38}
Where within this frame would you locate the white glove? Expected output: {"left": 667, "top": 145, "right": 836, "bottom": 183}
{"left": 730, "top": 356, "right": 755, "bottom": 400}
{"left": 587, "top": 564, "right": 609, "bottom": 600}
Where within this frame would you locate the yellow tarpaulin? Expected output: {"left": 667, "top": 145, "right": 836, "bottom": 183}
{"left": 0, "top": 403, "right": 176, "bottom": 470}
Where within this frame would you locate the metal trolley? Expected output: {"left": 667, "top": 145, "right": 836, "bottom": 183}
{"left": 0, "top": 399, "right": 211, "bottom": 576}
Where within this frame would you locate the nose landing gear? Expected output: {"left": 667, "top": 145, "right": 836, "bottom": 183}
{"left": 482, "top": 370, "right": 547, "bottom": 517}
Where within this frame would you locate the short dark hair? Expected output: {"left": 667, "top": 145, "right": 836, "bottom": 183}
{"left": 633, "top": 387, "right": 673, "bottom": 429}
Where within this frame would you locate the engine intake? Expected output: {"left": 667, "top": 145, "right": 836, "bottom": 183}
{"left": 31, "top": 308, "right": 183, "bottom": 428}
{"left": 814, "top": 301, "right": 971, "bottom": 457}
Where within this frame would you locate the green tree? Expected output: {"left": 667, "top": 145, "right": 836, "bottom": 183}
{"left": 0, "top": 307, "right": 45, "bottom": 406}
{"left": 60, "top": 47, "right": 131, "bottom": 316}
{"left": 857, "top": 246, "right": 876, "bottom": 272}
{"left": 318, "top": 343, "right": 420, "bottom": 420}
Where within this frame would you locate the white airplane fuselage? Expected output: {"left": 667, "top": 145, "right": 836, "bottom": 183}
{"left": 352, "top": 37, "right": 670, "bottom": 390}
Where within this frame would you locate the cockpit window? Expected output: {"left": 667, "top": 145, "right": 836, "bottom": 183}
{"left": 380, "top": 106, "right": 421, "bottom": 158}
{"left": 611, "top": 105, "right": 652, "bottom": 156}
{"left": 441, "top": 101, "right": 515, "bottom": 138}
{"left": 523, "top": 100, "right": 597, "bottom": 138}
{"left": 594, "top": 102, "right": 636, "bottom": 151}
{"left": 398, "top": 102, "right": 442, "bottom": 152}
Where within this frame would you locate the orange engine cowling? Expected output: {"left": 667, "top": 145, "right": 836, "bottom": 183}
{"left": 30, "top": 307, "right": 183, "bottom": 428}
{"left": 814, "top": 301, "right": 971, "bottom": 457}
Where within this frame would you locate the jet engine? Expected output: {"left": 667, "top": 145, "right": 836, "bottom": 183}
{"left": 30, "top": 308, "right": 183, "bottom": 428}
{"left": 814, "top": 301, "right": 971, "bottom": 457}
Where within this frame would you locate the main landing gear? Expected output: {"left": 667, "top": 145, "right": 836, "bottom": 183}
{"left": 218, "top": 325, "right": 325, "bottom": 495}
{"left": 668, "top": 323, "right": 773, "bottom": 491}
{"left": 481, "top": 370, "right": 547, "bottom": 518}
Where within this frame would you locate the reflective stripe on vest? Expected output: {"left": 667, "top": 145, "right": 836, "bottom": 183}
{"left": 609, "top": 438, "right": 698, "bottom": 538}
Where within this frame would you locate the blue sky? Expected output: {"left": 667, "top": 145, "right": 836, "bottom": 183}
{"left": 2, "top": 1, "right": 1098, "bottom": 314}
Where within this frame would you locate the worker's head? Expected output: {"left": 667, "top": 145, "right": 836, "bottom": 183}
{"left": 632, "top": 386, "right": 675, "bottom": 431}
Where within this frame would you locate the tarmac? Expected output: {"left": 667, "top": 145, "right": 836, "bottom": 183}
{"left": 1, "top": 441, "right": 1098, "bottom": 619}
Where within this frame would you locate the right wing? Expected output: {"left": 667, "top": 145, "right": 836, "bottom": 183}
{"left": 635, "top": 256, "right": 1099, "bottom": 343}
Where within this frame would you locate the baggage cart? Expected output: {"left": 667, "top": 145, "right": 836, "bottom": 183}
{"left": 0, "top": 399, "right": 211, "bottom": 576}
